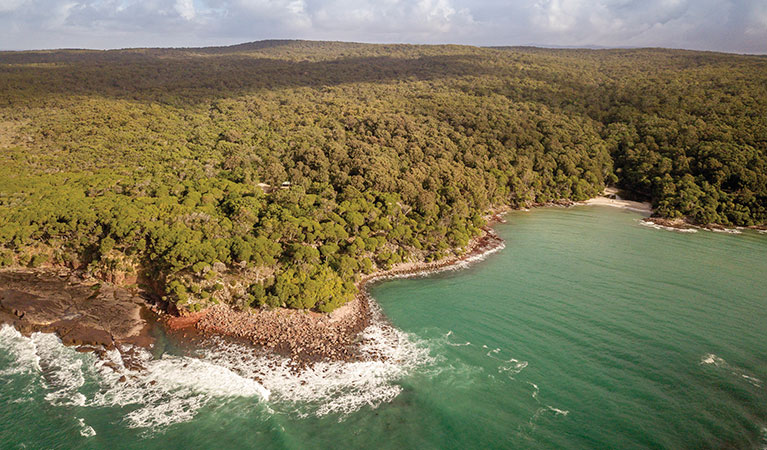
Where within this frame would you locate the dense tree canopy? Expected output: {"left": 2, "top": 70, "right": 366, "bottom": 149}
{"left": 1, "top": 41, "right": 765, "bottom": 312}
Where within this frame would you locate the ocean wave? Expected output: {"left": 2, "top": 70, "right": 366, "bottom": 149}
{"left": 90, "top": 345, "right": 272, "bottom": 429}
{"left": 0, "top": 325, "right": 87, "bottom": 406}
{"left": 77, "top": 418, "right": 96, "bottom": 438}
{"left": 0, "top": 324, "right": 271, "bottom": 430}
{"left": 638, "top": 220, "right": 698, "bottom": 233}
{"left": 700, "top": 353, "right": 762, "bottom": 388}
{"left": 196, "top": 303, "right": 435, "bottom": 418}
{"left": 367, "top": 240, "right": 506, "bottom": 285}
{"left": 638, "top": 220, "right": 757, "bottom": 235}
{"left": 0, "top": 306, "right": 436, "bottom": 431}
{"left": 710, "top": 227, "right": 742, "bottom": 234}
{"left": 32, "top": 332, "right": 88, "bottom": 407}
{"left": 0, "top": 324, "right": 42, "bottom": 375}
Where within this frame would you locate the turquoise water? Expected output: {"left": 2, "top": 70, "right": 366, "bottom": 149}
{"left": 1, "top": 206, "right": 766, "bottom": 449}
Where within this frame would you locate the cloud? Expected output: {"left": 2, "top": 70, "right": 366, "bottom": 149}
{"left": 175, "top": 0, "right": 196, "bottom": 20}
{"left": 310, "top": 0, "right": 474, "bottom": 36}
{"left": 0, "top": 0, "right": 764, "bottom": 53}
{"left": 0, "top": 0, "right": 28, "bottom": 14}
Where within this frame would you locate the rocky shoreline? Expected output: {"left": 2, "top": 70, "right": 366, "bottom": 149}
{"left": 0, "top": 269, "right": 154, "bottom": 351}
{"left": 166, "top": 224, "right": 506, "bottom": 367}
{"left": 642, "top": 217, "right": 767, "bottom": 233}
{"left": 3, "top": 197, "right": 761, "bottom": 370}
{"left": 0, "top": 214, "right": 506, "bottom": 370}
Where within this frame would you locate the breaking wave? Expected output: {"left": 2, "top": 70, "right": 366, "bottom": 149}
{"left": 194, "top": 302, "right": 434, "bottom": 418}
{"left": 0, "top": 236, "right": 501, "bottom": 433}
{"left": 365, "top": 239, "right": 505, "bottom": 285}
{"left": 639, "top": 220, "right": 698, "bottom": 233}
{"left": 0, "top": 309, "right": 435, "bottom": 431}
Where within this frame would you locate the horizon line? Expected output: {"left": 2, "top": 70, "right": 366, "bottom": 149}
{"left": 1, "top": 39, "right": 765, "bottom": 57}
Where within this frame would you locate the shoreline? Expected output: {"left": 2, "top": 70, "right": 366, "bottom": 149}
{"left": 2, "top": 191, "right": 763, "bottom": 368}
{"left": 0, "top": 212, "right": 508, "bottom": 369}
{"left": 577, "top": 188, "right": 766, "bottom": 233}
{"left": 171, "top": 217, "right": 507, "bottom": 367}
{"left": 579, "top": 196, "right": 653, "bottom": 214}
{"left": 577, "top": 186, "right": 653, "bottom": 214}
{"left": 0, "top": 269, "right": 155, "bottom": 354}
{"left": 640, "top": 217, "right": 767, "bottom": 234}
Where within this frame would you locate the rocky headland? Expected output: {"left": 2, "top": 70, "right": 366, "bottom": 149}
{"left": 167, "top": 224, "right": 506, "bottom": 366}
{"left": 0, "top": 221, "right": 506, "bottom": 369}
{"left": 0, "top": 269, "right": 153, "bottom": 350}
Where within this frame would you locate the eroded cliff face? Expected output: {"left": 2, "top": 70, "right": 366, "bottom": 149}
{"left": 0, "top": 269, "right": 152, "bottom": 349}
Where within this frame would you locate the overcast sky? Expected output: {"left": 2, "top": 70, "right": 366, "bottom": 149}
{"left": 1, "top": 0, "right": 765, "bottom": 53}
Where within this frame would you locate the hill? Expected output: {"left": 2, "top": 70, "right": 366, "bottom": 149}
{"left": 1, "top": 40, "right": 765, "bottom": 312}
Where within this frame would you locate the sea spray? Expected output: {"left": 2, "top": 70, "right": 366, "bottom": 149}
{"left": 89, "top": 345, "right": 272, "bottom": 429}
{"left": 0, "top": 303, "right": 437, "bottom": 431}
{"left": 0, "top": 325, "right": 272, "bottom": 430}
{"left": 196, "top": 302, "right": 435, "bottom": 418}
{"left": 0, "top": 324, "right": 42, "bottom": 375}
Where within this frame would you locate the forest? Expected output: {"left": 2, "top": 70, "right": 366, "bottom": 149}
{"left": 1, "top": 41, "right": 765, "bottom": 312}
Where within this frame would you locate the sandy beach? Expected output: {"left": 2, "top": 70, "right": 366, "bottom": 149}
{"left": 580, "top": 188, "right": 653, "bottom": 214}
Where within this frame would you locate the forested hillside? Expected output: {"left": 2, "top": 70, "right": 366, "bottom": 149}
{"left": 1, "top": 41, "right": 765, "bottom": 312}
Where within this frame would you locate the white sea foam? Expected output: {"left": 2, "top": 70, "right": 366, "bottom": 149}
{"left": 486, "top": 348, "right": 528, "bottom": 377}
{"left": 639, "top": 219, "right": 755, "bottom": 235}
{"left": 528, "top": 405, "right": 569, "bottom": 424}
{"left": 527, "top": 382, "right": 539, "bottom": 400}
{"left": 195, "top": 305, "right": 435, "bottom": 418}
{"left": 443, "top": 330, "right": 471, "bottom": 347}
{"left": 521, "top": 404, "right": 570, "bottom": 436}
{"left": 450, "top": 241, "right": 506, "bottom": 271}
{"left": 700, "top": 353, "right": 762, "bottom": 387}
{"left": 30, "top": 332, "right": 88, "bottom": 407}
{"left": 546, "top": 406, "right": 569, "bottom": 416}
{"left": 88, "top": 345, "right": 271, "bottom": 429}
{"left": 710, "top": 227, "right": 742, "bottom": 234}
{"left": 368, "top": 239, "right": 505, "bottom": 285}
{"left": 0, "top": 306, "right": 435, "bottom": 431}
{"left": 0, "top": 325, "right": 87, "bottom": 406}
{"left": 77, "top": 418, "right": 96, "bottom": 438}
{"left": 0, "top": 325, "right": 41, "bottom": 375}
{"left": 0, "top": 325, "right": 273, "bottom": 430}
{"left": 639, "top": 220, "right": 698, "bottom": 233}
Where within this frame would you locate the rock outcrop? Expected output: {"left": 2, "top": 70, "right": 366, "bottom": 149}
{"left": 0, "top": 269, "right": 152, "bottom": 349}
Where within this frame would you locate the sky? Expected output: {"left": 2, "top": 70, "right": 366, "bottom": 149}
{"left": 1, "top": 0, "right": 765, "bottom": 54}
